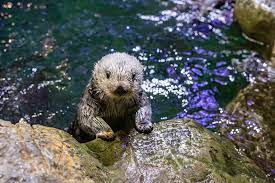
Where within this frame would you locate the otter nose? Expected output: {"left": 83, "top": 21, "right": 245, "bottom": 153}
{"left": 114, "top": 85, "right": 127, "bottom": 96}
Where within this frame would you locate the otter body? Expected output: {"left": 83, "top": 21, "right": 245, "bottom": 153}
{"left": 70, "top": 52, "right": 153, "bottom": 142}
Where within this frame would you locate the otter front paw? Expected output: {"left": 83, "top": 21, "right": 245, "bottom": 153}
{"left": 136, "top": 121, "right": 153, "bottom": 134}
{"left": 96, "top": 130, "right": 115, "bottom": 141}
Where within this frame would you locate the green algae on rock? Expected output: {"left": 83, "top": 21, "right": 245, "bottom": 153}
{"left": 0, "top": 118, "right": 269, "bottom": 182}
{"left": 112, "top": 119, "right": 268, "bottom": 182}
{"left": 85, "top": 131, "right": 130, "bottom": 166}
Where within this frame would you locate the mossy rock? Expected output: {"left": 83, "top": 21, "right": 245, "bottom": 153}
{"left": 85, "top": 131, "right": 129, "bottom": 166}
{"left": 85, "top": 118, "right": 269, "bottom": 182}
{"left": 0, "top": 118, "right": 270, "bottom": 182}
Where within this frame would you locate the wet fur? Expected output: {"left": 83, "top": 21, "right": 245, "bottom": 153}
{"left": 70, "top": 52, "right": 153, "bottom": 142}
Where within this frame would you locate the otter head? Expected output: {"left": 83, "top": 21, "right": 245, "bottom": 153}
{"left": 92, "top": 52, "right": 144, "bottom": 99}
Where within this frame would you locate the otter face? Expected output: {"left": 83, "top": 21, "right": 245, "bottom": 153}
{"left": 92, "top": 52, "right": 144, "bottom": 99}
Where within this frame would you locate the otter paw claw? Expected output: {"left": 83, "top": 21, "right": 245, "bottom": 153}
{"left": 136, "top": 122, "right": 153, "bottom": 134}
{"left": 96, "top": 130, "right": 115, "bottom": 141}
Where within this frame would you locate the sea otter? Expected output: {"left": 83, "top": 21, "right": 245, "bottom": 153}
{"left": 70, "top": 52, "right": 153, "bottom": 142}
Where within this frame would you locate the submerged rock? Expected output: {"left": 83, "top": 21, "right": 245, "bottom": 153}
{"left": 0, "top": 118, "right": 269, "bottom": 182}
{"left": 222, "top": 82, "right": 275, "bottom": 179}
{"left": 234, "top": 0, "right": 275, "bottom": 63}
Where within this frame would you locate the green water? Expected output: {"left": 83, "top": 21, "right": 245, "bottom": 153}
{"left": 0, "top": 0, "right": 256, "bottom": 129}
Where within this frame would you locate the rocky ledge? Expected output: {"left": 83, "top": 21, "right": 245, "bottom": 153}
{"left": 0, "top": 118, "right": 269, "bottom": 182}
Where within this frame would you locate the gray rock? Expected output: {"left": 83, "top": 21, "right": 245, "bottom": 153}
{"left": 87, "top": 119, "right": 268, "bottom": 182}
{"left": 0, "top": 118, "right": 269, "bottom": 182}
{"left": 0, "top": 119, "right": 116, "bottom": 183}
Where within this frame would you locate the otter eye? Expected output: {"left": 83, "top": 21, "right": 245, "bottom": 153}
{"left": 106, "top": 71, "right": 111, "bottom": 79}
{"left": 132, "top": 73, "right": 136, "bottom": 80}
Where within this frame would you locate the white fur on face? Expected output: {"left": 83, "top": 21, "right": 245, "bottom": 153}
{"left": 92, "top": 52, "right": 144, "bottom": 99}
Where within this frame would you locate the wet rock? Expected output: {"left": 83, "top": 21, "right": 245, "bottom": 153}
{"left": 0, "top": 118, "right": 269, "bottom": 182}
{"left": 87, "top": 119, "right": 268, "bottom": 182}
{"left": 234, "top": 0, "right": 275, "bottom": 63}
{"left": 234, "top": 0, "right": 275, "bottom": 45}
{"left": 222, "top": 82, "right": 275, "bottom": 179}
{"left": 0, "top": 119, "right": 117, "bottom": 183}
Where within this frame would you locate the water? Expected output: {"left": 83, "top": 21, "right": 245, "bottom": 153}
{"left": 0, "top": 0, "right": 260, "bottom": 129}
